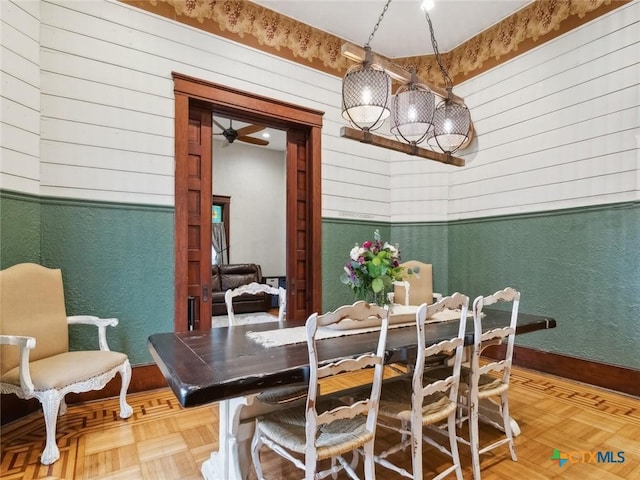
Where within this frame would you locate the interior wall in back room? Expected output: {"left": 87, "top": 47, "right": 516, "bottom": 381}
{"left": 212, "top": 139, "right": 286, "bottom": 276}
{"left": 39, "top": 198, "right": 175, "bottom": 365}
{"left": 0, "top": 193, "right": 42, "bottom": 269}
{"left": 447, "top": 202, "right": 640, "bottom": 369}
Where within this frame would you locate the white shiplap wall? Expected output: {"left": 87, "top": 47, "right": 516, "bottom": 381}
{"left": 390, "top": 2, "right": 639, "bottom": 223}
{"left": 2, "top": 0, "right": 637, "bottom": 221}
{"left": 0, "top": 0, "right": 41, "bottom": 195}
{"left": 447, "top": 1, "right": 640, "bottom": 220}
{"left": 34, "top": 0, "right": 392, "bottom": 219}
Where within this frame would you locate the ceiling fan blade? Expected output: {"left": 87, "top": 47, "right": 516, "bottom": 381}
{"left": 212, "top": 118, "right": 228, "bottom": 131}
{"left": 238, "top": 136, "right": 269, "bottom": 146}
{"left": 236, "top": 124, "right": 266, "bottom": 137}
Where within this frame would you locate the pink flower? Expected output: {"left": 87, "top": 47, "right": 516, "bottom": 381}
{"left": 363, "top": 240, "right": 373, "bottom": 249}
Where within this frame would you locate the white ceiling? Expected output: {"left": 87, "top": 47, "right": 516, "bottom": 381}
{"left": 252, "top": 0, "right": 532, "bottom": 58}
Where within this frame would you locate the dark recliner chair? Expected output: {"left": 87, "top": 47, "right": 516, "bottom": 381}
{"left": 211, "top": 264, "right": 271, "bottom": 316}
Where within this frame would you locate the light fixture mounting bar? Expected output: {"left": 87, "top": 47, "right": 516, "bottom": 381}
{"left": 340, "top": 126, "right": 465, "bottom": 167}
{"left": 341, "top": 43, "right": 464, "bottom": 104}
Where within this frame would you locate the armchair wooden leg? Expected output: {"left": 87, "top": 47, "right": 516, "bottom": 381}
{"left": 118, "top": 360, "right": 133, "bottom": 418}
{"left": 39, "top": 390, "right": 62, "bottom": 465}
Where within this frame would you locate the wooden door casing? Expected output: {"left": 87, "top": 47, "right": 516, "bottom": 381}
{"left": 187, "top": 105, "right": 213, "bottom": 330}
{"left": 173, "top": 73, "right": 323, "bottom": 329}
{"left": 174, "top": 99, "right": 213, "bottom": 332}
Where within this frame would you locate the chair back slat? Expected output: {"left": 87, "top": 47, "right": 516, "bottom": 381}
{"left": 316, "top": 400, "right": 370, "bottom": 424}
{"left": 317, "top": 354, "right": 382, "bottom": 379}
{"left": 422, "top": 377, "right": 454, "bottom": 397}
{"left": 423, "top": 337, "right": 463, "bottom": 358}
{"left": 224, "top": 282, "right": 285, "bottom": 326}
{"left": 472, "top": 287, "right": 521, "bottom": 389}
{"left": 412, "top": 292, "right": 469, "bottom": 414}
{"left": 480, "top": 327, "right": 515, "bottom": 344}
{"left": 0, "top": 264, "right": 69, "bottom": 375}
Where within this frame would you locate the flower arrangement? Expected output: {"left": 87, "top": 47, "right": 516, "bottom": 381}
{"left": 340, "top": 230, "right": 405, "bottom": 306}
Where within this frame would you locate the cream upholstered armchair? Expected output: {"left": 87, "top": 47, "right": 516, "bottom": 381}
{"left": 394, "top": 260, "right": 442, "bottom": 306}
{"left": 0, "top": 263, "right": 132, "bottom": 465}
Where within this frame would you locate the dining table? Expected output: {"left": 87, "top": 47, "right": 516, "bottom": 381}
{"left": 148, "top": 307, "right": 556, "bottom": 480}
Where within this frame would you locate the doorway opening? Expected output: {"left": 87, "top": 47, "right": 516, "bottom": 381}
{"left": 172, "top": 72, "right": 323, "bottom": 331}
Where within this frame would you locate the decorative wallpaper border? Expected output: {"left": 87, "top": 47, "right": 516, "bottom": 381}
{"left": 121, "top": 0, "right": 630, "bottom": 86}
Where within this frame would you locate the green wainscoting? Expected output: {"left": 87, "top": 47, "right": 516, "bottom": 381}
{"left": 3, "top": 192, "right": 638, "bottom": 369}
{"left": 0, "top": 191, "right": 175, "bottom": 365}
{"left": 0, "top": 192, "right": 41, "bottom": 268}
{"left": 323, "top": 202, "right": 640, "bottom": 370}
{"left": 447, "top": 202, "right": 640, "bottom": 369}
{"left": 39, "top": 197, "right": 175, "bottom": 365}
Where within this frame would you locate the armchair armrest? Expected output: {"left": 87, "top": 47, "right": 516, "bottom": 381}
{"left": 67, "top": 315, "right": 119, "bottom": 351}
{"left": 0, "top": 334, "right": 36, "bottom": 396}
{"left": 392, "top": 280, "right": 410, "bottom": 306}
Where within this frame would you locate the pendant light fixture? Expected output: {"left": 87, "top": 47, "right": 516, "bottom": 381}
{"left": 339, "top": 0, "right": 473, "bottom": 166}
{"left": 390, "top": 68, "right": 435, "bottom": 145}
{"left": 422, "top": 7, "right": 471, "bottom": 154}
{"left": 341, "top": 0, "right": 393, "bottom": 132}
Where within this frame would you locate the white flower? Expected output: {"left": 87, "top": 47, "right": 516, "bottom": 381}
{"left": 350, "top": 245, "right": 364, "bottom": 261}
{"left": 384, "top": 242, "right": 398, "bottom": 256}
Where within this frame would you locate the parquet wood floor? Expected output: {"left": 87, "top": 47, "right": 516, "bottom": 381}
{"left": 1, "top": 366, "right": 638, "bottom": 479}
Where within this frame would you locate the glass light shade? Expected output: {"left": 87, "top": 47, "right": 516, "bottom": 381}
{"left": 342, "top": 63, "right": 391, "bottom": 131}
{"left": 390, "top": 82, "right": 435, "bottom": 144}
{"left": 427, "top": 98, "right": 471, "bottom": 154}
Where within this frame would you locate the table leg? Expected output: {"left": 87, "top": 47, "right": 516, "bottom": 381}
{"left": 477, "top": 397, "right": 521, "bottom": 437}
{"left": 201, "top": 395, "right": 256, "bottom": 480}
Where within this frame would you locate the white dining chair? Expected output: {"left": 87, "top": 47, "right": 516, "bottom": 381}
{"left": 225, "top": 282, "right": 306, "bottom": 406}
{"left": 459, "top": 287, "right": 521, "bottom": 480}
{"left": 251, "top": 301, "right": 389, "bottom": 480}
{"left": 225, "top": 282, "right": 286, "bottom": 326}
{"left": 373, "top": 293, "right": 468, "bottom": 480}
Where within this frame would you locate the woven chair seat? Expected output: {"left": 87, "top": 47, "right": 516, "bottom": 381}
{"left": 257, "top": 401, "right": 373, "bottom": 460}
{"left": 459, "top": 365, "right": 509, "bottom": 398}
{"left": 378, "top": 380, "right": 456, "bottom": 424}
{"left": 256, "top": 384, "right": 309, "bottom": 405}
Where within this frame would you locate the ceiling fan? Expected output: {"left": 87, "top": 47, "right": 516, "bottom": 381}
{"left": 213, "top": 118, "right": 269, "bottom": 147}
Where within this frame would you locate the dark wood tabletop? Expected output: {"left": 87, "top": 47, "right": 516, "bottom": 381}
{"left": 148, "top": 310, "right": 556, "bottom": 407}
